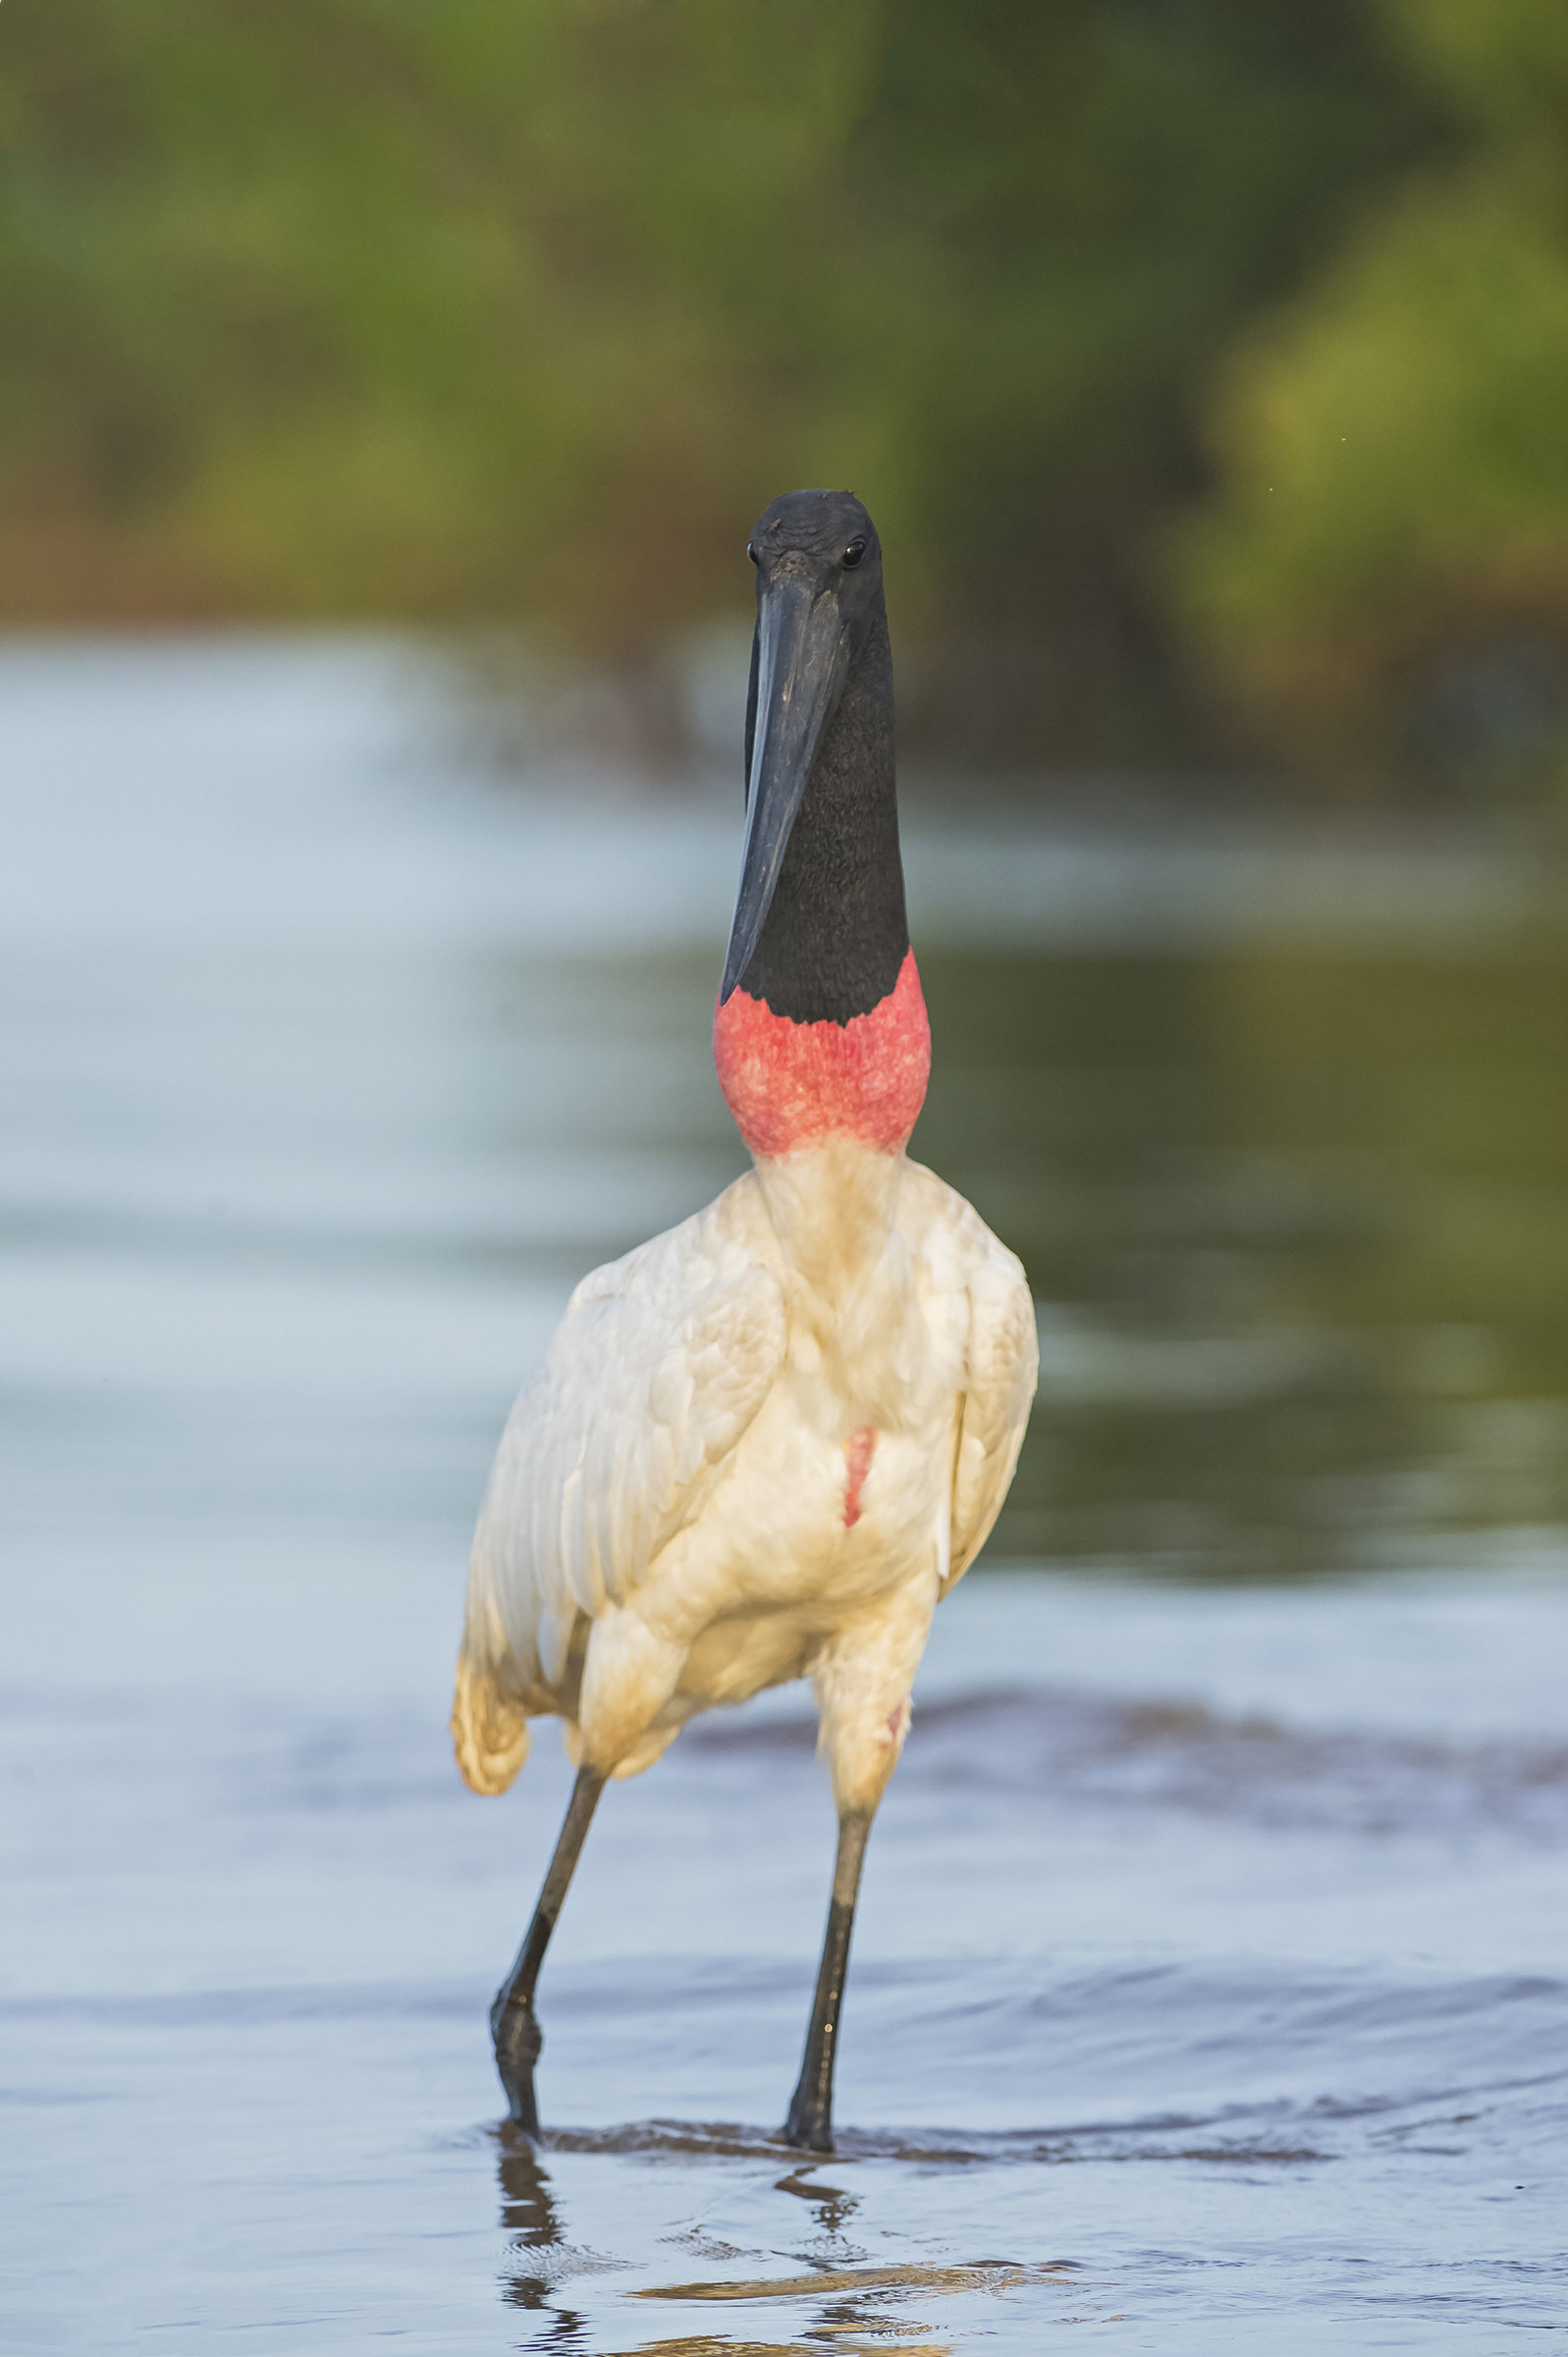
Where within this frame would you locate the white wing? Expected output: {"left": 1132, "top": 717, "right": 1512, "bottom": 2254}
{"left": 454, "top": 1176, "right": 785, "bottom": 1791}
{"left": 947, "top": 1234, "right": 1038, "bottom": 1590}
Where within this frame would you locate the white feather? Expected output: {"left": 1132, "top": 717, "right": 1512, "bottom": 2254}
{"left": 454, "top": 1146, "right": 1036, "bottom": 1807}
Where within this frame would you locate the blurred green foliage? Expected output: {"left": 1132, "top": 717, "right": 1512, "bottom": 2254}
{"left": 1, "top": 1, "right": 1432, "bottom": 760}
{"left": 1179, "top": 0, "right": 1568, "bottom": 785}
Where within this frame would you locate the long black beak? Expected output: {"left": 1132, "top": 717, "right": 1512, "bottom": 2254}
{"left": 721, "top": 574, "right": 848, "bottom": 1002}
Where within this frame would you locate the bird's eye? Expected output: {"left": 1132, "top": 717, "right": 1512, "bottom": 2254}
{"left": 842, "top": 538, "right": 866, "bottom": 570}
{"left": 746, "top": 542, "right": 758, "bottom": 566}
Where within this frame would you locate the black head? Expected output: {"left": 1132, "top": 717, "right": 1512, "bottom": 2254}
{"left": 723, "top": 490, "right": 901, "bottom": 1010}
{"left": 747, "top": 488, "right": 884, "bottom": 653}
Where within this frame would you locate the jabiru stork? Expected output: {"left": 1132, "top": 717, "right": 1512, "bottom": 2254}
{"left": 453, "top": 489, "right": 1038, "bottom": 2151}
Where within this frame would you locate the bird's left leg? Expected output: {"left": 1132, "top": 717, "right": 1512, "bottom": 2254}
{"left": 490, "top": 1765, "right": 604, "bottom": 2132}
{"left": 783, "top": 1797, "right": 877, "bottom": 2152}
{"left": 784, "top": 1579, "right": 934, "bottom": 2152}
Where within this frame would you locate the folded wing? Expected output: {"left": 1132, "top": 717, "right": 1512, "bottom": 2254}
{"left": 947, "top": 1240, "right": 1039, "bottom": 1589}
{"left": 455, "top": 1180, "right": 786, "bottom": 1791}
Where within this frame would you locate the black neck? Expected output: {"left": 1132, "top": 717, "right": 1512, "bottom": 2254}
{"left": 737, "top": 609, "right": 908, "bottom": 1024}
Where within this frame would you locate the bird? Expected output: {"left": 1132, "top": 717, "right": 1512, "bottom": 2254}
{"left": 452, "top": 487, "right": 1038, "bottom": 2152}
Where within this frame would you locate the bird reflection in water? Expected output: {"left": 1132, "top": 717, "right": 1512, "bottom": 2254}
{"left": 496, "top": 2130, "right": 574, "bottom": 2328}
{"left": 493, "top": 2132, "right": 1084, "bottom": 2354}
{"left": 774, "top": 2161, "right": 862, "bottom": 2246}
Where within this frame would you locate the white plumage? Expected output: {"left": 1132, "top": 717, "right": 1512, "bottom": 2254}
{"left": 455, "top": 1138, "right": 1037, "bottom": 1814}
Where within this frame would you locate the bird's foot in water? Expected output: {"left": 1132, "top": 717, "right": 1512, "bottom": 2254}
{"left": 782, "top": 2088, "right": 834, "bottom": 2154}
{"left": 491, "top": 1987, "right": 543, "bottom": 2132}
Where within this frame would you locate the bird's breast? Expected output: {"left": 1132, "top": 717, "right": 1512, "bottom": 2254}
{"left": 640, "top": 1334, "right": 959, "bottom": 1647}
{"left": 625, "top": 1157, "right": 980, "bottom": 1665}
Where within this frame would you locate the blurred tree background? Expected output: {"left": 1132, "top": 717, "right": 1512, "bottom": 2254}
{"left": 1182, "top": 0, "right": 1568, "bottom": 795}
{"left": 3, "top": 0, "right": 1565, "bottom": 784}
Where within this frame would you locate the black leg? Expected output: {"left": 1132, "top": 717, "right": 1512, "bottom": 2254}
{"left": 491, "top": 1765, "right": 605, "bottom": 2131}
{"left": 783, "top": 1807, "right": 872, "bottom": 2153}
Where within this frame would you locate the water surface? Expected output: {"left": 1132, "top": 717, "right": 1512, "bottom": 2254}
{"left": 3, "top": 640, "right": 1565, "bottom": 2351}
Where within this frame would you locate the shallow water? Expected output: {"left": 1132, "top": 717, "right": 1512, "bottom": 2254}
{"left": 3, "top": 640, "right": 1566, "bottom": 2351}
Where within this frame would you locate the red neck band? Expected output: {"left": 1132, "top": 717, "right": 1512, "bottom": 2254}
{"left": 713, "top": 948, "right": 930, "bottom": 1159}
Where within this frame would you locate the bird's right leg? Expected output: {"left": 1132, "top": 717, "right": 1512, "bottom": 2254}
{"left": 490, "top": 1764, "right": 605, "bottom": 2131}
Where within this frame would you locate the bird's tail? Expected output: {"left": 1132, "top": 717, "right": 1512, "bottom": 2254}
{"left": 451, "top": 1646, "right": 531, "bottom": 1795}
